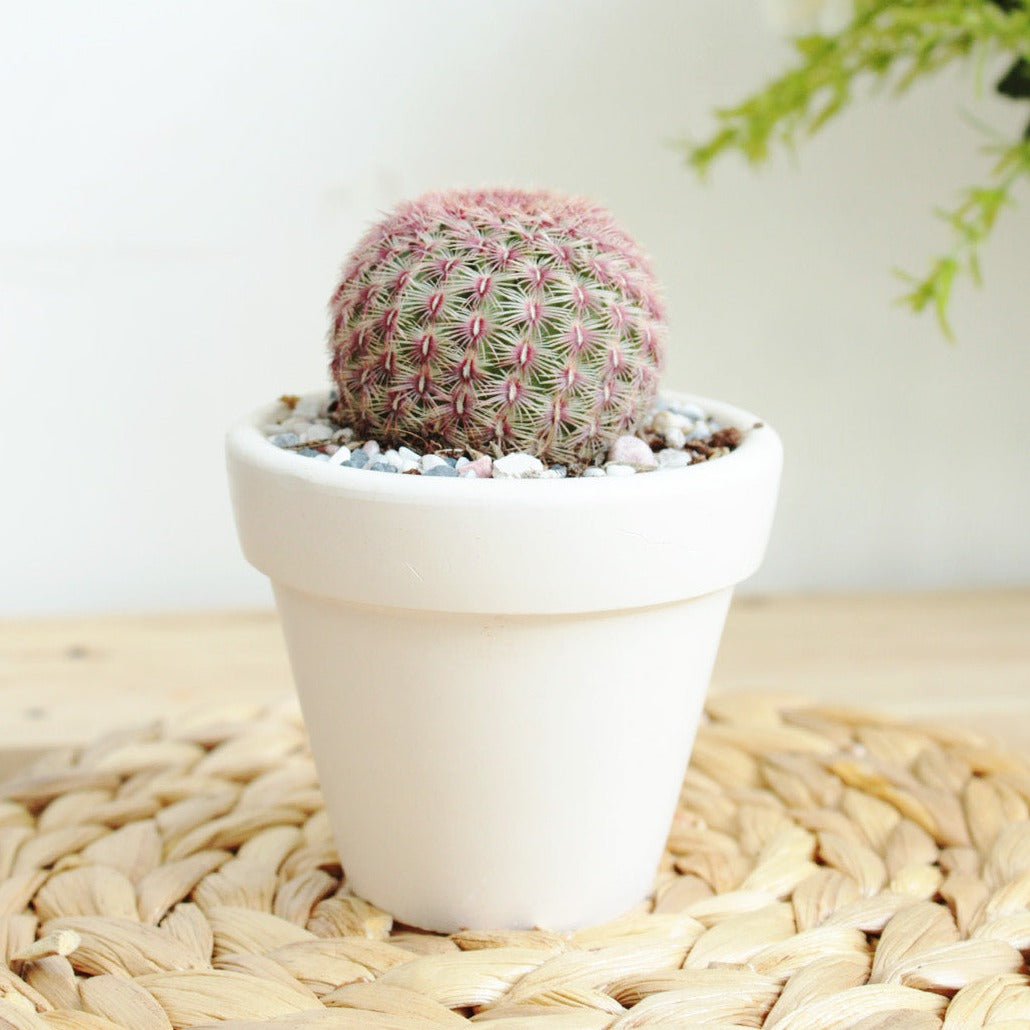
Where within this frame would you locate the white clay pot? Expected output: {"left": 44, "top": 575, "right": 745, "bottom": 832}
{"left": 226, "top": 390, "right": 782, "bottom": 932}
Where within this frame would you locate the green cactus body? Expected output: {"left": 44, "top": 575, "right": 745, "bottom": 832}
{"left": 328, "top": 188, "right": 666, "bottom": 468}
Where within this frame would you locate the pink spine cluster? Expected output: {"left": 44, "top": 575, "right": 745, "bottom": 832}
{"left": 328, "top": 188, "right": 666, "bottom": 468}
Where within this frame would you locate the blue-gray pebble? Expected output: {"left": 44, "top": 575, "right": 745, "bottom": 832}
{"left": 271, "top": 433, "right": 300, "bottom": 447}
{"left": 370, "top": 462, "right": 399, "bottom": 473}
{"left": 298, "top": 447, "right": 321, "bottom": 457}
{"left": 424, "top": 465, "right": 459, "bottom": 477}
{"left": 676, "top": 403, "right": 705, "bottom": 421}
{"left": 348, "top": 450, "right": 370, "bottom": 467}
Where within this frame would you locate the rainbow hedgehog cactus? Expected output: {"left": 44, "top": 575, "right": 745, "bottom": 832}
{"left": 328, "top": 188, "right": 667, "bottom": 469}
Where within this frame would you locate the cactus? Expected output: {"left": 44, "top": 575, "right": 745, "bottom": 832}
{"left": 327, "top": 188, "right": 666, "bottom": 468}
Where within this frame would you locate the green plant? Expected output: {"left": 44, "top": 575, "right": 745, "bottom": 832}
{"left": 686, "top": 0, "right": 1030, "bottom": 336}
{"left": 328, "top": 188, "right": 666, "bottom": 468}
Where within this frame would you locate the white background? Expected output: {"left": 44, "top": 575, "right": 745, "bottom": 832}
{"left": 2, "top": 0, "right": 1028, "bottom": 615}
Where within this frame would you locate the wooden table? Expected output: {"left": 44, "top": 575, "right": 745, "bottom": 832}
{"left": 1, "top": 590, "right": 1028, "bottom": 780}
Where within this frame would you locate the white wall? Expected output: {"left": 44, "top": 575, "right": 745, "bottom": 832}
{"left": 2, "top": 0, "right": 1028, "bottom": 615}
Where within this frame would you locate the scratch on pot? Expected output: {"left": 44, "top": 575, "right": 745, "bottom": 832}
{"left": 404, "top": 562, "right": 424, "bottom": 582}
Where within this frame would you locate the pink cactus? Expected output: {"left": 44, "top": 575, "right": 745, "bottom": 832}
{"left": 328, "top": 188, "right": 666, "bottom": 467}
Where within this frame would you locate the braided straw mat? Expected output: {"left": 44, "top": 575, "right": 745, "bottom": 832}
{"left": 2, "top": 694, "right": 1030, "bottom": 1030}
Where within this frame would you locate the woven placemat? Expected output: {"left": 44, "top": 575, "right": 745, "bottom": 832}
{"left": 1, "top": 693, "right": 1029, "bottom": 1030}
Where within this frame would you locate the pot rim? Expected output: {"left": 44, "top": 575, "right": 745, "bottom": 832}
{"left": 226, "top": 388, "right": 783, "bottom": 612}
{"left": 226, "top": 388, "right": 780, "bottom": 506}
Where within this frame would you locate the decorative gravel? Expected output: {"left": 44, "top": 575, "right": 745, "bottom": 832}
{"left": 263, "top": 391, "right": 746, "bottom": 479}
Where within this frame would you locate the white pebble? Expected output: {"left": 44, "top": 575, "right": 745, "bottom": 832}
{"left": 420, "top": 454, "right": 448, "bottom": 472}
{"left": 328, "top": 445, "right": 352, "bottom": 466}
{"left": 492, "top": 452, "right": 545, "bottom": 479}
{"left": 458, "top": 468, "right": 478, "bottom": 478}
{"left": 651, "top": 409, "right": 693, "bottom": 435}
{"left": 362, "top": 440, "right": 381, "bottom": 456}
{"left": 302, "top": 424, "right": 333, "bottom": 443}
{"left": 391, "top": 447, "right": 420, "bottom": 473}
{"left": 605, "top": 463, "right": 637, "bottom": 477}
{"left": 455, "top": 456, "right": 471, "bottom": 471}
{"left": 282, "top": 417, "right": 312, "bottom": 435}
{"left": 662, "top": 426, "right": 686, "bottom": 450}
{"left": 582, "top": 467, "right": 606, "bottom": 477}
{"left": 674, "top": 402, "right": 705, "bottom": 421}
{"left": 293, "top": 394, "right": 324, "bottom": 419}
{"left": 608, "top": 434, "right": 657, "bottom": 468}
{"left": 657, "top": 448, "right": 690, "bottom": 469}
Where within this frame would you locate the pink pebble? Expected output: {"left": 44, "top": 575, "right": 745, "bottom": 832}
{"left": 608, "top": 434, "right": 657, "bottom": 468}
{"left": 467, "top": 455, "right": 493, "bottom": 478}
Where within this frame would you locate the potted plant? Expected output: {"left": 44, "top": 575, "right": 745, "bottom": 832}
{"left": 226, "top": 188, "right": 782, "bottom": 933}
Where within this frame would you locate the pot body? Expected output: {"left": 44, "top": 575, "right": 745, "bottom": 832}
{"left": 227, "top": 391, "right": 782, "bottom": 931}
{"left": 275, "top": 583, "right": 731, "bottom": 932}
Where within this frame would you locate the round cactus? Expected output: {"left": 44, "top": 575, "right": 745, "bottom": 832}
{"left": 328, "top": 188, "right": 666, "bottom": 468}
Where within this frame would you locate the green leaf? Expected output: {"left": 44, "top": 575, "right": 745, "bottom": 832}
{"left": 681, "top": 0, "right": 1030, "bottom": 340}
